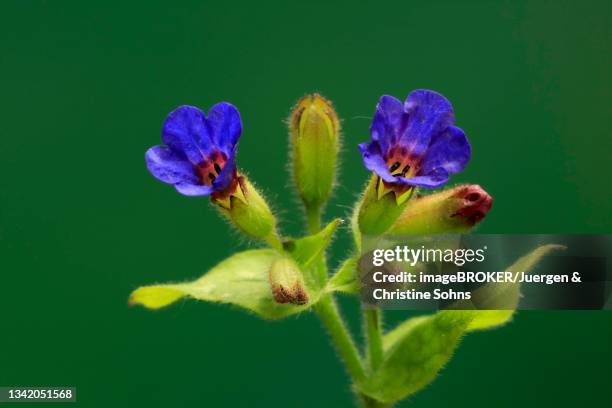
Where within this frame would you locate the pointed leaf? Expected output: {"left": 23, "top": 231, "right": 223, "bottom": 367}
{"left": 129, "top": 249, "right": 321, "bottom": 319}
{"left": 129, "top": 286, "right": 185, "bottom": 309}
{"left": 359, "top": 311, "right": 476, "bottom": 403}
{"left": 466, "top": 310, "right": 514, "bottom": 331}
{"left": 382, "top": 315, "right": 430, "bottom": 352}
{"left": 359, "top": 244, "right": 565, "bottom": 404}
{"left": 284, "top": 219, "right": 341, "bottom": 267}
{"left": 467, "top": 244, "right": 565, "bottom": 331}
{"left": 325, "top": 256, "right": 359, "bottom": 295}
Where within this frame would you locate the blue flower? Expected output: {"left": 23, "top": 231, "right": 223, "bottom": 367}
{"left": 145, "top": 103, "right": 242, "bottom": 197}
{"left": 358, "top": 90, "right": 470, "bottom": 190}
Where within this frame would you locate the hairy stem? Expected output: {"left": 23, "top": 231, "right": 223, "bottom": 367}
{"left": 306, "top": 204, "right": 322, "bottom": 234}
{"left": 364, "top": 308, "right": 384, "bottom": 372}
{"left": 305, "top": 203, "right": 366, "bottom": 390}
{"left": 315, "top": 295, "right": 366, "bottom": 384}
{"left": 263, "top": 230, "right": 284, "bottom": 251}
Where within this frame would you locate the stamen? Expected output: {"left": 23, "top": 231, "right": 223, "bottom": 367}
{"left": 196, "top": 150, "right": 230, "bottom": 186}
{"left": 386, "top": 144, "right": 420, "bottom": 179}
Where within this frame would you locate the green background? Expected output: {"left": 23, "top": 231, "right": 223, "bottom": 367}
{"left": 1, "top": 0, "right": 610, "bottom": 406}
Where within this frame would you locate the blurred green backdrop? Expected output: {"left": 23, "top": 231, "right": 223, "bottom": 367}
{"left": 1, "top": 0, "right": 610, "bottom": 406}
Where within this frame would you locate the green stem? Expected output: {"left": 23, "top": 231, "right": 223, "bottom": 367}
{"left": 264, "top": 230, "right": 284, "bottom": 251}
{"left": 305, "top": 204, "right": 322, "bottom": 234}
{"left": 305, "top": 203, "right": 327, "bottom": 285}
{"left": 364, "top": 308, "right": 384, "bottom": 372}
{"left": 305, "top": 203, "right": 366, "bottom": 389}
{"left": 315, "top": 294, "right": 366, "bottom": 384}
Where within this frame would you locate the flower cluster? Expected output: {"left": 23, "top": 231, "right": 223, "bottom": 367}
{"left": 135, "top": 89, "right": 498, "bottom": 408}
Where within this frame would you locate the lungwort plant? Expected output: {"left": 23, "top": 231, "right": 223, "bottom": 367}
{"left": 130, "top": 90, "right": 561, "bottom": 407}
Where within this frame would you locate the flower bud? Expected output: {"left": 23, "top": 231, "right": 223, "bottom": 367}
{"left": 214, "top": 176, "right": 281, "bottom": 249}
{"left": 269, "top": 257, "right": 309, "bottom": 305}
{"left": 289, "top": 93, "right": 340, "bottom": 209}
{"left": 356, "top": 176, "right": 413, "bottom": 236}
{"left": 387, "top": 184, "right": 493, "bottom": 234}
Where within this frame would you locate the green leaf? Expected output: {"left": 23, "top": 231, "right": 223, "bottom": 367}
{"left": 467, "top": 244, "right": 565, "bottom": 331}
{"left": 325, "top": 256, "right": 360, "bottom": 295}
{"left": 466, "top": 310, "right": 514, "bottom": 331}
{"left": 129, "top": 220, "right": 341, "bottom": 319}
{"left": 284, "top": 218, "right": 340, "bottom": 289}
{"left": 381, "top": 315, "right": 430, "bottom": 352}
{"left": 359, "top": 311, "right": 476, "bottom": 403}
{"left": 284, "top": 219, "right": 340, "bottom": 267}
{"left": 129, "top": 249, "right": 321, "bottom": 319}
{"left": 359, "top": 244, "right": 565, "bottom": 404}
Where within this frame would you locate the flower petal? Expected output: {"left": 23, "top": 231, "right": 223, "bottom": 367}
{"left": 420, "top": 125, "right": 471, "bottom": 175}
{"left": 145, "top": 145, "right": 198, "bottom": 184}
{"left": 174, "top": 182, "right": 214, "bottom": 196}
{"left": 162, "top": 105, "right": 215, "bottom": 165}
{"left": 358, "top": 142, "right": 396, "bottom": 183}
{"left": 207, "top": 102, "right": 242, "bottom": 155}
{"left": 399, "top": 168, "right": 450, "bottom": 188}
{"left": 401, "top": 90, "right": 455, "bottom": 157}
{"left": 370, "top": 95, "right": 405, "bottom": 154}
{"left": 212, "top": 147, "right": 237, "bottom": 191}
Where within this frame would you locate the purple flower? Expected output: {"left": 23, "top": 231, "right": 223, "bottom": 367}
{"left": 145, "top": 103, "right": 241, "bottom": 197}
{"left": 358, "top": 90, "right": 470, "bottom": 190}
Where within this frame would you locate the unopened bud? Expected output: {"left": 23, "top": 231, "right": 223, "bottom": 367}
{"left": 289, "top": 93, "right": 340, "bottom": 209}
{"left": 387, "top": 184, "right": 493, "bottom": 234}
{"left": 214, "top": 176, "right": 281, "bottom": 249}
{"left": 269, "top": 258, "right": 309, "bottom": 305}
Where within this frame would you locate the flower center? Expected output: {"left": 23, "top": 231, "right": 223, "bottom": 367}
{"left": 386, "top": 146, "right": 418, "bottom": 178}
{"left": 196, "top": 151, "right": 227, "bottom": 186}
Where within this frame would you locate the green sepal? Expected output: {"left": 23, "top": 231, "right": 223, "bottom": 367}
{"left": 357, "top": 176, "right": 409, "bottom": 236}
{"left": 216, "top": 177, "right": 282, "bottom": 250}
